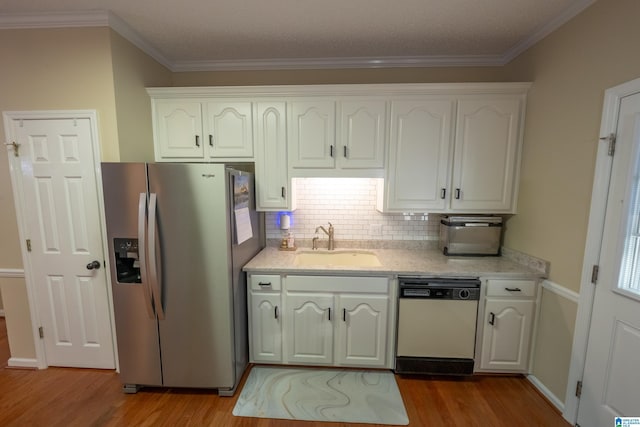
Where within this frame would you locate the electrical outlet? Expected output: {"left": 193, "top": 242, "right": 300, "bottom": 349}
{"left": 369, "top": 223, "right": 383, "bottom": 236}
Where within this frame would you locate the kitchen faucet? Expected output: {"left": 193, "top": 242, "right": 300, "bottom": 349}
{"left": 313, "top": 222, "right": 335, "bottom": 250}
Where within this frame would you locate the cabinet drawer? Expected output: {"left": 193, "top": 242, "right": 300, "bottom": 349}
{"left": 250, "top": 274, "right": 281, "bottom": 291}
{"left": 486, "top": 279, "right": 536, "bottom": 298}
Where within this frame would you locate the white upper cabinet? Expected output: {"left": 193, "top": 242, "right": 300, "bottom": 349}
{"left": 338, "top": 100, "right": 386, "bottom": 169}
{"left": 288, "top": 99, "right": 386, "bottom": 176}
{"left": 254, "top": 102, "right": 294, "bottom": 211}
{"left": 381, "top": 99, "right": 455, "bottom": 212}
{"left": 379, "top": 93, "right": 526, "bottom": 213}
{"left": 151, "top": 97, "right": 254, "bottom": 161}
{"left": 204, "top": 101, "right": 253, "bottom": 158}
{"left": 153, "top": 100, "right": 204, "bottom": 159}
{"left": 288, "top": 100, "right": 336, "bottom": 169}
{"left": 451, "top": 98, "right": 522, "bottom": 212}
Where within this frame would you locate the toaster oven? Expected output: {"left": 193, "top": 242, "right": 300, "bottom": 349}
{"left": 439, "top": 215, "right": 502, "bottom": 256}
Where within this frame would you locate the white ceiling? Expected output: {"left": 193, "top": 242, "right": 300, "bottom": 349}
{"left": 0, "top": 0, "right": 596, "bottom": 71}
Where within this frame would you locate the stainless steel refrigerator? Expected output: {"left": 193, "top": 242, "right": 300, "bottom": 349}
{"left": 101, "top": 163, "right": 263, "bottom": 395}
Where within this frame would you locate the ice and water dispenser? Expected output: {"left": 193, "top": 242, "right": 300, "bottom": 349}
{"left": 113, "top": 238, "right": 141, "bottom": 283}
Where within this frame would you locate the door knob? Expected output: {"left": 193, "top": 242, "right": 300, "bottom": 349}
{"left": 86, "top": 260, "right": 101, "bottom": 270}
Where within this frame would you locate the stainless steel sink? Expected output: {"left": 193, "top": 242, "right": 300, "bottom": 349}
{"left": 294, "top": 250, "right": 382, "bottom": 267}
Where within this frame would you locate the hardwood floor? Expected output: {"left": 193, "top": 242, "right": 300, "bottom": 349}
{"left": 0, "top": 318, "right": 569, "bottom": 426}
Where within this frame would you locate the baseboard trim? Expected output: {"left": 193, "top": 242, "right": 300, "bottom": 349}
{"left": 8, "top": 357, "right": 38, "bottom": 369}
{"left": 527, "top": 374, "right": 565, "bottom": 413}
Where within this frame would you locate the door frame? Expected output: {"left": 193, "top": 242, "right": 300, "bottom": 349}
{"left": 2, "top": 110, "right": 117, "bottom": 370}
{"left": 563, "top": 77, "right": 640, "bottom": 423}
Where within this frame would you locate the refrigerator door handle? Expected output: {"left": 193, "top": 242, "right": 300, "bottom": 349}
{"left": 138, "top": 193, "right": 155, "bottom": 319}
{"left": 148, "top": 193, "right": 166, "bottom": 320}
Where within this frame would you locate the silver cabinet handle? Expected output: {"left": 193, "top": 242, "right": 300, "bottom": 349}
{"left": 330, "top": 145, "right": 334, "bottom": 157}
{"left": 328, "top": 307, "right": 331, "bottom": 321}
{"left": 209, "top": 134, "right": 213, "bottom": 146}
{"left": 505, "top": 287, "right": 522, "bottom": 292}
{"left": 275, "top": 306, "right": 279, "bottom": 319}
{"left": 281, "top": 186, "right": 286, "bottom": 198}
{"left": 441, "top": 188, "right": 446, "bottom": 199}
{"left": 343, "top": 146, "right": 347, "bottom": 158}
{"left": 343, "top": 308, "right": 346, "bottom": 322}
{"left": 195, "top": 135, "right": 200, "bottom": 147}
{"left": 455, "top": 188, "right": 461, "bottom": 199}
{"left": 489, "top": 312, "right": 496, "bottom": 325}
{"left": 258, "top": 282, "right": 272, "bottom": 287}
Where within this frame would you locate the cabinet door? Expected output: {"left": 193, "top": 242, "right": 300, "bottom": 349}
{"left": 249, "top": 292, "right": 282, "bottom": 363}
{"left": 338, "top": 100, "right": 386, "bottom": 169}
{"left": 480, "top": 299, "right": 534, "bottom": 372}
{"left": 289, "top": 101, "right": 336, "bottom": 169}
{"left": 154, "top": 101, "right": 204, "bottom": 159}
{"left": 255, "top": 102, "right": 291, "bottom": 210}
{"left": 451, "top": 98, "right": 522, "bottom": 211}
{"left": 336, "top": 294, "right": 388, "bottom": 367}
{"left": 285, "top": 293, "right": 334, "bottom": 365}
{"left": 383, "top": 99, "right": 455, "bottom": 212}
{"left": 204, "top": 101, "right": 253, "bottom": 158}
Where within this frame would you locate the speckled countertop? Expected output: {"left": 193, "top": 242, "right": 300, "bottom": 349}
{"left": 242, "top": 246, "right": 544, "bottom": 278}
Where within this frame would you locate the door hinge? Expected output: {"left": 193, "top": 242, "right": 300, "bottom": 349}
{"left": 26, "top": 239, "right": 32, "bottom": 252}
{"left": 591, "top": 265, "right": 599, "bottom": 284}
{"left": 38, "top": 326, "right": 44, "bottom": 339}
{"left": 575, "top": 380, "right": 583, "bottom": 398}
{"left": 600, "top": 133, "right": 616, "bottom": 156}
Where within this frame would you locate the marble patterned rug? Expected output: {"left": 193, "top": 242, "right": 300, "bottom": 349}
{"left": 232, "top": 366, "right": 409, "bottom": 425}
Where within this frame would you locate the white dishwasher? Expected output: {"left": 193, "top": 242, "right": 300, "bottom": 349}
{"left": 395, "top": 277, "right": 480, "bottom": 375}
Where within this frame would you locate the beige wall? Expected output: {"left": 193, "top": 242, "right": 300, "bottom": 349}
{"left": 0, "top": 27, "right": 171, "bottom": 361}
{"left": 0, "top": 278, "right": 35, "bottom": 360}
{"left": 110, "top": 30, "right": 172, "bottom": 161}
{"left": 502, "top": 0, "right": 640, "bottom": 402}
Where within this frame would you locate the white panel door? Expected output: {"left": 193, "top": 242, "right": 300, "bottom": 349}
{"left": 255, "top": 102, "right": 290, "bottom": 210}
{"left": 480, "top": 299, "right": 534, "bottom": 372}
{"left": 339, "top": 100, "right": 386, "bottom": 169}
{"left": 249, "top": 292, "right": 282, "bottom": 363}
{"left": 289, "top": 101, "right": 336, "bottom": 169}
{"left": 13, "top": 117, "right": 114, "bottom": 368}
{"left": 385, "top": 99, "right": 455, "bottom": 212}
{"left": 285, "top": 293, "right": 334, "bottom": 364}
{"left": 577, "top": 92, "right": 640, "bottom": 427}
{"left": 336, "top": 294, "right": 388, "bottom": 367}
{"left": 154, "top": 100, "right": 204, "bottom": 159}
{"left": 451, "top": 98, "right": 521, "bottom": 211}
{"left": 205, "top": 101, "right": 253, "bottom": 158}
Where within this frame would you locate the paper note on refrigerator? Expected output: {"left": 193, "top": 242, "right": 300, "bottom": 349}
{"left": 235, "top": 207, "right": 253, "bottom": 244}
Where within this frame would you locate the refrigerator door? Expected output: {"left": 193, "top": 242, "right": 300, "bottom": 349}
{"left": 101, "top": 163, "right": 162, "bottom": 387}
{"left": 148, "top": 163, "right": 236, "bottom": 388}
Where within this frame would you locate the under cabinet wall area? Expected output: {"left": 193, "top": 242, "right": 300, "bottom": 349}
{"left": 147, "top": 83, "right": 529, "bottom": 214}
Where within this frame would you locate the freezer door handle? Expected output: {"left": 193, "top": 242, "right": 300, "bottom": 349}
{"left": 148, "top": 193, "right": 166, "bottom": 320}
{"left": 138, "top": 193, "right": 155, "bottom": 319}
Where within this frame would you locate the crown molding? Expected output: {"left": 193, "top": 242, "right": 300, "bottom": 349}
{"left": 0, "top": 1, "right": 596, "bottom": 72}
{"left": 502, "top": 0, "right": 596, "bottom": 63}
{"left": 171, "top": 54, "right": 508, "bottom": 72}
{"left": 0, "top": 10, "right": 109, "bottom": 28}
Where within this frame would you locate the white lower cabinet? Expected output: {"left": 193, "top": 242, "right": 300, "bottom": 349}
{"left": 248, "top": 273, "right": 392, "bottom": 368}
{"left": 285, "top": 293, "right": 334, "bottom": 365}
{"left": 248, "top": 275, "right": 283, "bottom": 363}
{"left": 335, "top": 294, "right": 389, "bottom": 367}
{"left": 477, "top": 279, "right": 538, "bottom": 373}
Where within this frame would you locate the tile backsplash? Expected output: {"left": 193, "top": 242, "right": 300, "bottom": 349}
{"left": 265, "top": 178, "right": 440, "bottom": 242}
